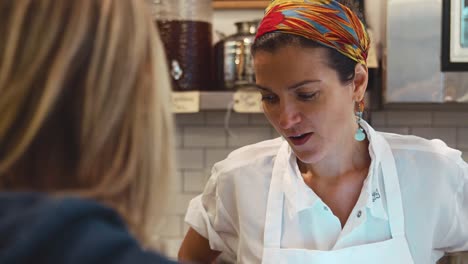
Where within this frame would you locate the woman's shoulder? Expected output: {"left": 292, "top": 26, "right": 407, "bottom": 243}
{"left": 0, "top": 193, "right": 176, "bottom": 264}
{"left": 378, "top": 131, "right": 464, "bottom": 165}
{"left": 377, "top": 131, "right": 466, "bottom": 196}
{"left": 212, "top": 137, "right": 284, "bottom": 174}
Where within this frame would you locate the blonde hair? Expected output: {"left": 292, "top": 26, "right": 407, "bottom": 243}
{"left": 0, "top": 0, "right": 174, "bottom": 244}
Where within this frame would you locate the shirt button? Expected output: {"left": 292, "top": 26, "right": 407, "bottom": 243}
{"left": 357, "top": 210, "right": 362, "bottom": 218}
{"left": 323, "top": 206, "right": 328, "bottom": 211}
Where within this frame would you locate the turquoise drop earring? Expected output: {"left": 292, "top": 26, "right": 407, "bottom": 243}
{"left": 354, "top": 101, "right": 366, "bottom": 142}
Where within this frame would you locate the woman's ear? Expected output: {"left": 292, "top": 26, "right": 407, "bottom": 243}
{"left": 352, "top": 64, "right": 368, "bottom": 102}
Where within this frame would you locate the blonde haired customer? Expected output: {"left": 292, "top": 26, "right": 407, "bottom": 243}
{"left": 0, "top": 0, "right": 177, "bottom": 263}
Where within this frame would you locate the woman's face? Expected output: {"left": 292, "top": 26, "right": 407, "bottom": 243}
{"left": 254, "top": 45, "right": 363, "bottom": 164}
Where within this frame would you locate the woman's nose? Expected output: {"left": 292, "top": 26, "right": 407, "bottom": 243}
{"left": 278, "top": 104, "right": 301, "bottom": 130}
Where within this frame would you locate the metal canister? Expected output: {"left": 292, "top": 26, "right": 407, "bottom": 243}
{"left": 148, "top": 0, "right": 213, "bottom": 91}
{"left": 215, "top": 20, "right": 260, "bottom": 90}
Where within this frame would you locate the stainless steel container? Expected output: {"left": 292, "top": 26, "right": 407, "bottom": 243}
{"left": 215, "top": 20, "right": 260, "bottom": 90}
{"left": 148, "top": 0, "right": 213, "bottom": 91}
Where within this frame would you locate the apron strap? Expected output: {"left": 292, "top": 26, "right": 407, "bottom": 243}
{"left": 377, "top": 135, "right": 407, "bottom": 237}
{"left": 263, "top": 142, "right": 289, "bottom": 248}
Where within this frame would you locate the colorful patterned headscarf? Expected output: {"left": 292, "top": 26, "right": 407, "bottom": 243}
{"left": 255, "top": 0, "right": 370, "bottom": 65}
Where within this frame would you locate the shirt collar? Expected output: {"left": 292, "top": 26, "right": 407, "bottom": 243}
{"left": 280, "top": 121, "right": 389, "bottom": 221}
{"left": 281, "top": 144, "right": 321, "bottom": 217}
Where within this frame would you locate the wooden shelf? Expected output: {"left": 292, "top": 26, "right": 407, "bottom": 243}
{"left": 213, "top": 0, "right": 269, "bottom": 9}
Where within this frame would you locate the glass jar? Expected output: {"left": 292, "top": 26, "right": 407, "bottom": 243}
{"left": 214, "top": 20, "right": 260, "bottom": 90}
{"left": 148, "top": 0, "right": 213, "bottom": 91}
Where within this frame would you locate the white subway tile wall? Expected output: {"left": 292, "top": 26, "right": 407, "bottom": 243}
{"left": 433, "top": 112, "right": 468, "bottom": 126}
{"left": 369, "top": 111, "right": 386, "bottom": 126}
{"left": 157, "top": 111, "right": 468, "bottom": 259}
{"left": 175, "top": 113, "right": 205, "bottom": 125}
{"left": 227, "top": 127, "right": 272, "bottom": 147}
{"left": 164, "top": 193, "right": 197, "bottom": 215}
{"left": 249, "top": 113, "right": 272, "bottom": 125}
{"left": 386, "top": 111, "right": 432, "bottom": 126}
{"left": 183, "top": 170, "right": 209, "bottom": 193}
{"left": 159, "top": 215, "right": 183, "bottom": 238}
{"left": 463, "top": 151, "right": 468, "bottom": 162}
{"left": 459, "top": 128, "right": 468, "bottom": 149}
{"left": 206, "top": 112, "right": 250, "bottom": 125}
{"left": 175, "top": 127, "right": 182, "bottom": 148}
{"left": 374, "top": 127, "right": 410, "bottom": 135}
{"left": 184, "top": 127, "right": 226, "bottom": 147}
{"left": 169, "top": 170, "right": 183, "bottom": 193}
{"left": 205, "top": 149, "right": 236, "bottom": 169}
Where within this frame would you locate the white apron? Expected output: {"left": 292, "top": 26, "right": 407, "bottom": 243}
{"left": 261, "top": 134, "right": 415, "bottom": 263}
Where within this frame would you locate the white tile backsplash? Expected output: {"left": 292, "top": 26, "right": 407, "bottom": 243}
{"left": 271, "top": 127, "right": 282, "bottom": 138}
{"left": 227, "top": 127, "right": 273, "bottom": 147}
{"left": 165, "top": 193, "right": 196, "bottom": 215}
{"left": 205, "top": 148, "right": 234, "bottom": 169}
{"left": 462, "top": 150, "right": 468, "bottom": 162}
{"left": 169, "top": 170, "right": 183, "bottom": 193}
{"left": 175, "top": 127, "right": 183, "bottom": 148}
{"left": 175, "top": 113, "right": 205, "bottom": 125}
{"left": 375, "top": 127, "right": 410, "bottom": 135}
{"left": 249, "top": 114, "right": 271, "bottom": 125}
{"left": 433, "top": 112, "right": 468, "bottom": 126}
{"left": 184, "top": 127, "right": 227, "bottom": 147}
{"left": 183, "top": 170, "right": 209, "bottom": 193}
{"left": 176, "top": 149, "right": 204, "bottom": 169}
{"left": 159, "top": 215, "right": 183, "bottom": 238}
{"left": 206, "top": 112, "right": 250, "bottom": 125}
{"left": 458, "top": 128, "right": 468, "bottom": 149}
{"left": 370, "top": 111, "right": 387, "bottom": 126}
{"left": 386, "top": 111, "right": 432, "bottom": 126}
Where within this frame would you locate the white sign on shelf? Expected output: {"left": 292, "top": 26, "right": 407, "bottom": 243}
{"left": 171, "top": 91, "right": 200, "bottom": 113}
{"left": 233, "top": 90, "right": 263, "bottom": 113}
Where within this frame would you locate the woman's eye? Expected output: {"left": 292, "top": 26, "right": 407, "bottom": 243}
{"left": 298, "top": 92, "right": 318, "bottom": 100}
{"left": 261, "top": 94, "right": 278, "bottom": 103}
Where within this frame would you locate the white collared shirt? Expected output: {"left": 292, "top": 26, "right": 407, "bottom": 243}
{"left": 185, "top": 123, "right": 468, "bottom": 264}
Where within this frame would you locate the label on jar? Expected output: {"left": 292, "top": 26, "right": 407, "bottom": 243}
{"left": 233, "top": 90, "right": 263, "bottom": 113}
{"left": 171, "top": 91, "right": 200, "bottom": 113}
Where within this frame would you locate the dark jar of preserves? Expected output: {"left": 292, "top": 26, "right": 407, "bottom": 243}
{"left": 148, "top": 0, "right": 213, "bottom": 91}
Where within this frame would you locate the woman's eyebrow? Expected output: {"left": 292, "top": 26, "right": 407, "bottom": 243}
{"left": 254, "top": 80, "right": 321, "bottom": 92}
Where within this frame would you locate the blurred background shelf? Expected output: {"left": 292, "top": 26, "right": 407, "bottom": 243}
{"left": 172, "top": 91, "right": 264, "bottom": 112}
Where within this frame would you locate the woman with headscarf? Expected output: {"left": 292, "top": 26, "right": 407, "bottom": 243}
{"left": 179, "top": 0, "right": 468, "bottom": 263}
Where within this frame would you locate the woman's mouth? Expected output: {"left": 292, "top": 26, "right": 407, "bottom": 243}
{"left": 288, "top": 133, "right": 313, "bottom": 146}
